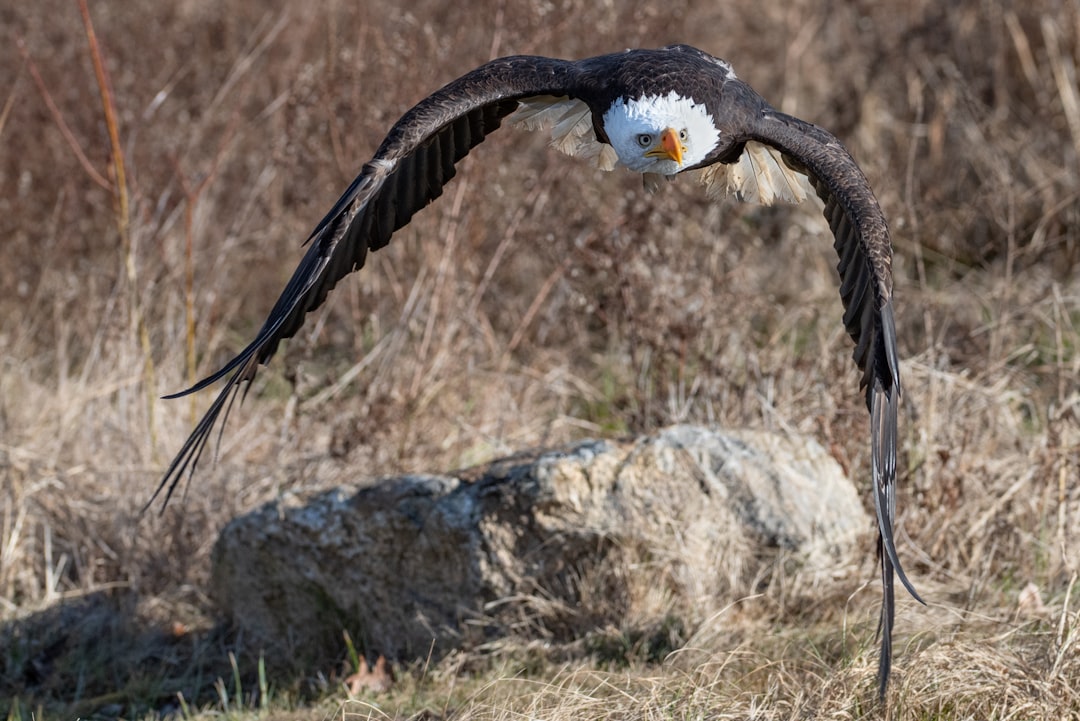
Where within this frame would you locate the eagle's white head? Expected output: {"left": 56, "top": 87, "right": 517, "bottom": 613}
{"left": 602, "top": 91, "right": 721, "bottom": 175}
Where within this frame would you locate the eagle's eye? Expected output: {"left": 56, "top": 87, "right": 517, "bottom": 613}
{"left": 679, "top": 128, "right": 688, "bottom": 142}
{"left": 636, "top": 133, "right": 653, "bottom": 148}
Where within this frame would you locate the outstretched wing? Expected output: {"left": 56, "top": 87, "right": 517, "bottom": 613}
{"left": 703, "top": 85, "right": 922, "bottom": 698}
{"left": 148, "top": 56, "right": 585, "bottom": 510}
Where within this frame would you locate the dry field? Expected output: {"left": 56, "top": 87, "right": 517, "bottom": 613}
{"left": 2, "top": 0, "right": 1079, "bottom": 719}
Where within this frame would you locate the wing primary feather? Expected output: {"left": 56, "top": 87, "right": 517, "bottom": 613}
{"left": 877, "top": 533, "right": 896, "bottom": 701}
{"left": 453, "top": 114, "right": 472, "bottom": 152}
{"left": 832, "top": 212, "right": 857, "bottom": 271}
{"left": 393, "top": 153, "right": 417, "bottom": 219}
{"left": 874, "top": 306, "right": 921, "bottom": 604}
{"left": 468, "top": 107, "right": 486, "bottom": 142}
{"left": 841, "top": 267, "right": 872, "bottom": 332}
{"left": 145, "top": 363, "right": 248, "bottom": 511}
{"left": 838, "top": 249, "right": 866, "bottom": 298}
{"left": 439, "top": 132, "right": 458, "bottom": 189}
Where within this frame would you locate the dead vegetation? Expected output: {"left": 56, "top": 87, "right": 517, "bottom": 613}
{"left": 1, "top": 0, "right": 1078, "bottom": 718}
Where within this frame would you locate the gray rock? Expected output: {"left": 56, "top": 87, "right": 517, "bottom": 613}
{"left": 211, "top": 425, "right": 869, "bottom": 663}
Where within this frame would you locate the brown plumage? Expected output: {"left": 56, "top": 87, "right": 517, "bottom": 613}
{"left": 149, "top": 44, "right": 921, "bottom": 697}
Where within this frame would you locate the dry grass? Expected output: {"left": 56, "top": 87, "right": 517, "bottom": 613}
{"left": 1, "top": 0, "right": 1079, "bottom": 718}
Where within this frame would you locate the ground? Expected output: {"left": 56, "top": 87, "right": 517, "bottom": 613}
{"left": 1, "top": 0, "right": 1079, "bottom": 719}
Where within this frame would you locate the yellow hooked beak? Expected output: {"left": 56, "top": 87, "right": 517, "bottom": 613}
{"left": 644, "top": 127, "right": 686, "bottom": 166}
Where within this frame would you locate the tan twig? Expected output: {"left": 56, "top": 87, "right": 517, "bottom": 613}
{"left": 0, "top": 61, "right": 24, "bottom": 141}
{"left": 170, "top": 110, "right": 241, "bottom": 420}
{"left": 13, "top": 36, "right": 111, "bottom": 190}
{"left": 1042, "top": 17, "right": 1080, "bottom": 166}
{"left": 77, "top": 0, "right": 157, "bottom": 458}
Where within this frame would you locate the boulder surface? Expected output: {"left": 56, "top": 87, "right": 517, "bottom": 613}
{"left": 211, "top": 425, "right": 869, "bottom": 663}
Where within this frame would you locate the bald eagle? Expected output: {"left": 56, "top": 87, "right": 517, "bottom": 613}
{"left": 150, "top": 44, "right": 921, "bottom": 697}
